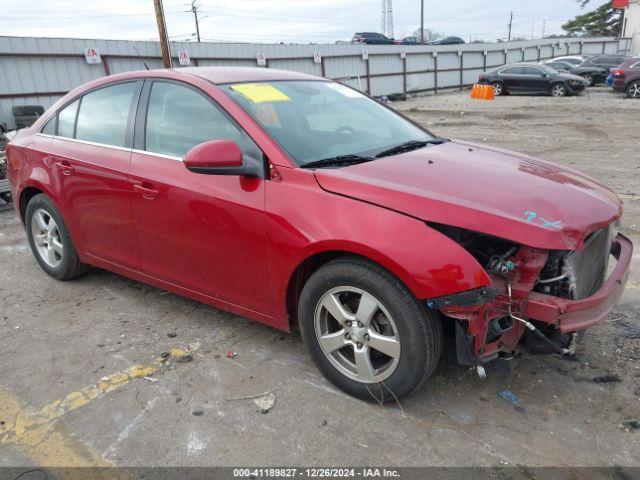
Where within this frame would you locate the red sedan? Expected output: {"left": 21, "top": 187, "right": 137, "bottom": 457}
{"left": 6, "top": 67, "right": 632, "bottom": 401}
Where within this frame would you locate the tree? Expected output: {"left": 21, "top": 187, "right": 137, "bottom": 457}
{"left": 411, "top": 28, "right": 442, "bottom": 42}
{"left": 562, "top": 1, "right": 622, "bottom": 37}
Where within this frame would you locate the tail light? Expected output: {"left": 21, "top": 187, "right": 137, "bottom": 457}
{"left": 359, "top": 38, "right": 365, "bottom": 43}
{"left": 614, "top": 69, "right": 624, "bottom": 76}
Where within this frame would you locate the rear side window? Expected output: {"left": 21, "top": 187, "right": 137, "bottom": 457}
{"left": 57, "top": 99, "right": 79, "bottom": 138}
{"left": 144, "top": 81, "right": 257, "bottom": 158}
{"left": 500, "top": 67, "right": 524, "bottom": 75}
{"left": 75, "top": 82, "right": 137, "bottom": 147}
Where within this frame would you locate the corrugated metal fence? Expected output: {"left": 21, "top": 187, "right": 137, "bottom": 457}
{"left": 0, "top": 35, "right": 633, "bottom": 129}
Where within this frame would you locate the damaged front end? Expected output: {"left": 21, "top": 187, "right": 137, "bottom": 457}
{"left": 427, "top": 224, "right": 633, "bottom": 366}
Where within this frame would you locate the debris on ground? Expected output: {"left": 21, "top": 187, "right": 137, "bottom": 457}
{"left": 167, "top": 332, "right": 177, "bottom": 338}
{"left": 192, "top": 410, "right": 204, "bottom": 416}
{"left": 175, "top": 354, "right": 193, "bottom": 363}
{"left": 498, "top": 390, "right": 520, "bottom": 406}
{"left": 592, "top": 374, "right": 622, "bottom": 384}
{"left": 143, "top": 376, "right": 158, "bottom": 383}
{"left": 622, "top": 420, "right": 640, "bottom": 432}
{"left": 253, "top": 392, "right": 276, "bottom": 414}
{"left": 226, "top": 350, "right": 237, "bottom": 359}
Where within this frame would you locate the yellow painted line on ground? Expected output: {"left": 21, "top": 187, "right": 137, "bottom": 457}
{"left": 0, "top": 345, "right": 197, "bottom": 467}
{"left": 619, "top": 193, "right": 640, "bottom": 201}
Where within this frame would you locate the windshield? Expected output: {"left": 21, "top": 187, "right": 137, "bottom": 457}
{"left": 221, "top": 80, "right": 433, "bottom": 166}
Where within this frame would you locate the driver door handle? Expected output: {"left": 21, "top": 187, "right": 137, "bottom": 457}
{"left": 133, "top": 183, "right": 159, "bottom": 200}
{"left": 54, "top": 160, "right": 74, "bottom": 175}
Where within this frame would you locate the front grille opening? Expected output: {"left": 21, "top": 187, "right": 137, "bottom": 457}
{"left": 534, "top": 226, "right": 613, "bottom": 300}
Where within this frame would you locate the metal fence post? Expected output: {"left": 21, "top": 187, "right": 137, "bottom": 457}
{"left": 433, "top": 52, "right": 438, "bottom": 94}
{"left": 459, "top": 51, "right": 463, "bottom": 91}
{"left": 365, "top": 56, "right": 371, "bottom": 94}
{"left": 402, "top": 54, "right": 407, "bottom": 95}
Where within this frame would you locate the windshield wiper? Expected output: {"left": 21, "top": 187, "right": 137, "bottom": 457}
{"left": 301, "top": 154, "right": 374, "bottom": 169}
{"left": 375, "top": 137, "right": 449, "bottom": 158}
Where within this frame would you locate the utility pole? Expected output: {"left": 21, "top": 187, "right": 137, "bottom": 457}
{"left": 153, "top": 0, "right": 172, "bottom": 68}
{"left": 507, "top": 11, "right": 513, "bottom": 43}
{"left": 190, "top": 0, "right": 201, "bottom": 42}
{"left": 420, "top": 0, "right": 424, "bottom": 44}
{"left": 542, "top": 19, "right": 546, "bottom": 39}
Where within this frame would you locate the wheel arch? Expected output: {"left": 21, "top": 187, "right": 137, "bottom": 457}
{"left": 283, "top": 233, "right": 491, "bottom": 328}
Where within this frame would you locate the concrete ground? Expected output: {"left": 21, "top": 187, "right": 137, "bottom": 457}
{"left": 1, "top": 86, "right": 639, "bottom": 468}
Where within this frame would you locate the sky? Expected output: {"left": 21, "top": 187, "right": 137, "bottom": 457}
{"left": 0, "top": 0, "right": 610, "bottom": 44}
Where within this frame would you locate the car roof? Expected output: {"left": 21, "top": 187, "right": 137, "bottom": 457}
{"left": 179, "top": 66, "right": 321, "bottom": 84}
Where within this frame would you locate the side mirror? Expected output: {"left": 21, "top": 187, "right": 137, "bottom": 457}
{"left": 184, "top": 140, "right": 246, "bottom": 176}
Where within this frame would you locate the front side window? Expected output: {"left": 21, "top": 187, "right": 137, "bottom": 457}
{"left": 222, "top": 81, "right": 433, "bottom": 165}
{"left": 144, "top": 81, "right": 258, "bottom": 159}
{"left": 75, "top": 82, "right": 137, "bottom": 147}
{"left": 522, "top": 67, "right": 543, "bottom": 76}
{"left": 57, "top": 99, "right": 79, "bottom": 139}
{"left": 41, "top": 117, "right": 56, "bottom": 135}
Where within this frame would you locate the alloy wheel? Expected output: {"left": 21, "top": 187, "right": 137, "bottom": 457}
{"left": 492, "top": 83, "right": 503, "bottom": 96}
{"left": 628, "top": 82, "right": 640, "bottom": 99}
{"left": 31, "top": 208, "right": 63, "bottom": 268}
{"left": 314, "top": 286, "right": 401, "bottom": 383}
{"left": 552, "top": 84, "right": 566, "bottom": 97}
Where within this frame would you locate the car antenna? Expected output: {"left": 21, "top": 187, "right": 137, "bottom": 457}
{"left": 132, "top": 45, "right": 150, "bottom": 71}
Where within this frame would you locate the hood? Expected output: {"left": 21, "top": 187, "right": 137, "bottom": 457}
{"left": 557, "top": 72, "right": 589, "bottom": 84}
{"left": 314, "top": 140, "right": 621, "bottom": 251}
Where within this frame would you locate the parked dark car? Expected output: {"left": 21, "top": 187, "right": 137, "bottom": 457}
{"left": 401, "top": 36, "right": 420, "bottom": 45}
{"left": 478, "top": 63, "right": 589, "bottom": 97}
{"left": 544, "top": 60, "right": 608, "bottom": 86}
{"left": 352, "top": 32, "right": 395, "bottom": 45}
{"left": 612, "top": 57, "right": 640, "bottom": 98}
{"left": 430, "top": 36, "right": 465, "bottom": 45}
{"left": 580, "top": 54, "right": 630, "bottom": 71}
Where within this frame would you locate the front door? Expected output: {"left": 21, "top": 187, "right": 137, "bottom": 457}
{"left": 47, "top": 81, "right": 142, "bottom": 268}
{"left": 128, "top": 80, "right": 270, "bottom": 314}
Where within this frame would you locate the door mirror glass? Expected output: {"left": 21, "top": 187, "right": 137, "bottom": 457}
{"left": 184, "top": 139, "right": 245, "bottom": 175}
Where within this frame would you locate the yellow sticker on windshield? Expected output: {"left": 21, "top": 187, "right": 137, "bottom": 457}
{"left": 230, "top": 83, "right": 291, "bottom": 103}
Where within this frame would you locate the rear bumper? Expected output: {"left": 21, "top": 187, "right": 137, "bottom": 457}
{"left": 525, "top": 233, "right": 632, "bottom": 333}
{"left": 612, "top": 78, "right": 626, "bottom": 92}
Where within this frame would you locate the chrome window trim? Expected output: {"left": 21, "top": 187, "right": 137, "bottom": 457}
{"left": 35, "top": 133, "right": 131, "bottom": 152}
{"left": 36, "top": 133, "right": 185, "bottom": 162}
{"left": 132, "top": 148, "right": 183, "bottom": 162}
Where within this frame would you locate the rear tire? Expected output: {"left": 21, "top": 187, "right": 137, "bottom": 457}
{"left": 25, "top": 193, "right": 90, "bottom": 280}
{"left": 551, "top": 83, "right": 567, "bottom": 97}
{"left": 627, "top": 81, "right": 640, "bottom": 99}
{"left": 492, "top": 82, "right": 504, "bottom": 96}
{"left": 298, "top": 256, "right": 443, "bottom": 402}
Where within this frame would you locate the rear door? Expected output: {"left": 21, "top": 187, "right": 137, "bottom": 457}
{"left": 128, "top": 79, "right": 270, "bottom": 313}
{"left": 498, "top": 67, "right": 524, "bottom": 91}
{"left": 46, "top": 81, "right": 142, "bottom": 268}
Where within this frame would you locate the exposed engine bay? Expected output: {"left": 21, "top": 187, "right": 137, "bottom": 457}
{"left": 427, "top": 223, "right": 616, "bottom": 366}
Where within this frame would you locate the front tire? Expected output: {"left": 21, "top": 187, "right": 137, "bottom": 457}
{"left": 25, "top": 193, "right": 89, "bottom": 280}
{"left": 627, "top": 81, "right": 640, "bottom": 99}
{"left": 298, "top": 257, "right": 443, "bottom": 402}
{"left": 551, "top": 83, "right": 567, "bottom": 97}
{"left": 492, "top": 81, "right": 504, "bottom": 96}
